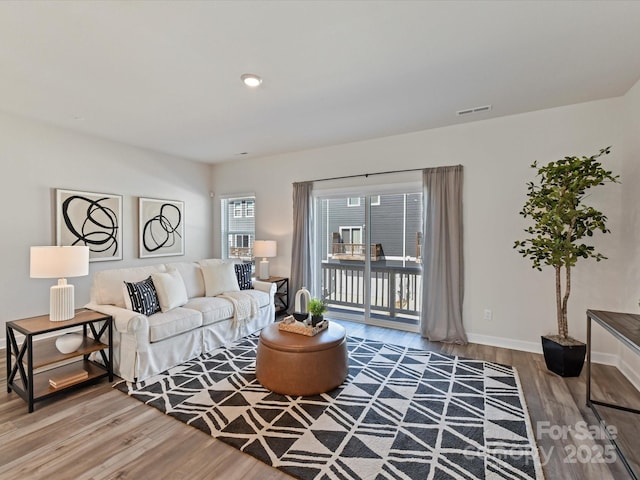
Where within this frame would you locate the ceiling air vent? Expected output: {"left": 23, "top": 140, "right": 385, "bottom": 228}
{"left": 457, "top": 104, "right": 492, "bottom": 116}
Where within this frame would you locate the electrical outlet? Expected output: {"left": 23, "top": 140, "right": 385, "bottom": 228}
{"left": 483, "top": 309, "right": 493, "bottom": 321}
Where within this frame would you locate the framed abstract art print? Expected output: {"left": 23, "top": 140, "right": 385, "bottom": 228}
{"left": 56, "top": 189, "right": 122, "bottom": 262}
{"left": 139, "top": 197, "right": 184, "bottom": 258}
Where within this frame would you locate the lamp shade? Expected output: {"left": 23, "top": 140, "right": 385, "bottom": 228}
{"left": 253, "top": 240, "right": 277, "bottom": 258}
{"left": 30, "top": 246, "right": 90, "bottom": 279}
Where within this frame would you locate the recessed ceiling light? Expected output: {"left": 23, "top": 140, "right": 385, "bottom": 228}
{"left": 241, "top": 73, "right": 262, "bottom": 88}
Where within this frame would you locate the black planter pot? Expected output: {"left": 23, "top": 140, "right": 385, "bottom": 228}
{"left": 541, "top": 336, "right": 586, "bottom": 377}
{"left": 311, "top": 315, "right": 324, "bottom": 327}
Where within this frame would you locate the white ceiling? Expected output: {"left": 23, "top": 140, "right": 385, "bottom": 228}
{"left": 1, "top": 1, "right": 639, "bottom": 164}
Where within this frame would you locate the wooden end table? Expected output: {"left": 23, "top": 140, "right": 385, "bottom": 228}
{"left": 6, "top": 308, "right": 113, "bottom": 413}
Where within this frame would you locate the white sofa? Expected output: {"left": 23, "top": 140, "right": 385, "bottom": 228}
{"left": 85, "top": 259, "right": 275, "bottom": 382}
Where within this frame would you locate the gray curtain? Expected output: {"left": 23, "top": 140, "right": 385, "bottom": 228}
{"left": 289, "top": 181, "right": 313, "bottom": 313}
{"left": 421, "top": 165, "right": 467, "bottom": 344}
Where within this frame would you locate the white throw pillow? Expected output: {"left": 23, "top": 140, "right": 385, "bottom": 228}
{"left": 151, "top": 268, "right": 189, "bottom": 312}
{"left": 123, "top": 284, "right": 133, "bottom": 311}
{"left": 198, "top": 258, "right": 227, "bottom": 268}
{"left": 201, "top": 262, "right": 240, "bottom": 297}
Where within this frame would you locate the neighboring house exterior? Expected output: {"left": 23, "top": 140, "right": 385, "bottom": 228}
{"left": 318, "top": 193, "right": 422, "bottom": 264}
{"left": 318, "top": 193, "right": 423, "bottom": 324}
{"left": 223, "top": 197, "right": 255, "bottom": 260}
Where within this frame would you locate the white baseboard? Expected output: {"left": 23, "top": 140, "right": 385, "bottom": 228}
{"left": 466, "top": 333, "right": 543, "bottom": 354}
{"left": 467, "top": 332, "right": 629, "bottom": 379}
{"left": 2, "top": 327, "right": 636, "bottom": 390}
{"left": 590, "top": 351, "right": 620, "bottom": 367}
{"left": 619, "top": 357, "right": 640, "bottom": 391}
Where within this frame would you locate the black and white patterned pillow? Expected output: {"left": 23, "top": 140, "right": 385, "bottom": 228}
{"left": 124, "top": 276, "right": 161, "bottom": 316}
{"left": 234, "top": 263, "right": 253, "bottom": 290}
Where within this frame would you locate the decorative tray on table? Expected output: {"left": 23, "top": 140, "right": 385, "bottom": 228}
{"left": 278, "top": 315, "right": 328, "bottom": 336}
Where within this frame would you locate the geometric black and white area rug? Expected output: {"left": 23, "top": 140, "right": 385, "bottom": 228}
{"left": 115, "top": 334, "right": 544, "bottom": 480}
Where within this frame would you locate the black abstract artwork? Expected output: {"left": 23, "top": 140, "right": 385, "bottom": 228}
{"left": 56, "top": 189, "right": 122, "bottom": 262}
{"left": 139, "top": 198, "right": 184, "bottom": 258}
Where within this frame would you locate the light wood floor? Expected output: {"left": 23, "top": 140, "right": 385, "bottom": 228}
{"left": 1, "top": 320, "right": 638, "bottom": 480}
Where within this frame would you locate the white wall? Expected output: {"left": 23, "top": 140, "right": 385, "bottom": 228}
{"left": 4, "top": 83, "right": 635, "bottom": 364}
{"left": 618, "top": 78, "right": 640, "bottom": 387}
{"left": 0, "top": 111, "right": 213, "bottom": 346}
{"left": 621, "top": 78, "right": 640, "bottom": 308}
{"left": 212, "top": 96, "right": 631, "bottom": 357}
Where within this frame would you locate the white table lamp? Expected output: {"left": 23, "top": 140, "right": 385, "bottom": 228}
{"left": 253, "top": 240, "right": 277, "bottom": 280}
{"left": 30, "top": 246, "right": 90, "bottom": 321}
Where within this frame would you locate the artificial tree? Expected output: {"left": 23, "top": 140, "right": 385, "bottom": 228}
{"left": 514, "top": 146, "right": 619, "bottom": 346}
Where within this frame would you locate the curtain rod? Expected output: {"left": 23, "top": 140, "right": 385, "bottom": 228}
{"left": 305, "top": 167, "right": 425, "bottom": 184}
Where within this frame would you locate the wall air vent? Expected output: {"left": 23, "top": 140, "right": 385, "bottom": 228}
{"left": 457, "top": 104, "right": 492, "bottom": 116}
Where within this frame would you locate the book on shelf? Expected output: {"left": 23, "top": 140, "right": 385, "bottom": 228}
{"left": 49, "top": 369, "right": 88, "bottom": 389}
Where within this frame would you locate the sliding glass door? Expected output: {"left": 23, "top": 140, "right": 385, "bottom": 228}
{"left": 317, "top": 195, "right": 367, "bottom": 323}
{"left": 314, "top": 188, "right": 422, "bottom": 332}
{"left": 368, "top": 192, "right": 422, "bottom": 324}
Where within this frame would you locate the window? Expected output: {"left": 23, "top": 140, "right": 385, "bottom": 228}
{"left": 233, "top": 202, "right": 243, "bottom": 218}
{"left": 221, "top": 195, "right": 255, "bottom": 261}
{"left": 232, "top": 199, "right": 255, "bottom": 218}
{"left": 347, "top": 197, "right": 361, "bottom": 207}
{"left": 371, "top": 195, "right": 381, "bottom": 206}
{"left": 246, "top": 200, "right": 255, "bottom": 218}
{"left": 235, "top": 234, "right": 250, "bottom": 248}
{"left": 339, "top": 226, "right": 362, "bottom": 244}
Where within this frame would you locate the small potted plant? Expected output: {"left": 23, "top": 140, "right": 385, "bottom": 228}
{"left": 514, "top": 147, "right": 619, "bottom": 376}
{"left": 309, "top": 298, "right": 327, "bottom": 327}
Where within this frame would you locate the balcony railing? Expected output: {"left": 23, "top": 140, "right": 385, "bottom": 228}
{"left": 321, "top": 261, "right": 422, "bottom": 319}
{"left": 228, "top": 247, "right": 253, "bottom": 260}
{"left": 331, "top": 243, "right": 383, "bottom": 261}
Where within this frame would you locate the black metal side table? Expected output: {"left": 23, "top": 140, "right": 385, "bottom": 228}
{"left": 6, "top": 308, "right": 113, "bottom": 413}
{"left": 265, "top": 276, "right": 289, "bottom": 316}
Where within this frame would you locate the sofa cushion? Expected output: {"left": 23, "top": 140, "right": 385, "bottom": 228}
{"left": 198, "top": 258, "right": 227, "bottom": 268}
{"left": 240, "top": 289, "right": 271, "bottom": 308}
{"left": 165, "top": 262, "right": 205, "bottom": 298}
{"left": 148, "top": 307, "right": 203, "bottom": 342}
{"left": 152, "top": 268, "right": 189, "bottom": 312}
{"left": 183, "top": 297, "right": 235, "bottom": 326}
{"left": 123, "top": 276, "right": 161, "bottom": 316}
{"left": 234, "top": 263, "right": 253, "bottom": 290}
{"left": 201, "top": 262, "right": 240, "bottom": 297}
{"left": 92, "top": 264, "right": 166, "bottom": 307}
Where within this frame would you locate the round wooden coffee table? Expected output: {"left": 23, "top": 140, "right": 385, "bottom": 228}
{"left": 255, "top": 322, "right": 348, "bottom": 396}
